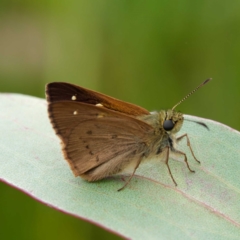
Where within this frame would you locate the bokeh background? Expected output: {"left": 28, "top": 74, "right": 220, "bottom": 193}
{"left": 1, "top": 1, "right": 240, "bottom": 240}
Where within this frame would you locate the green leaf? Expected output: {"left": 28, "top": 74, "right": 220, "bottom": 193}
{"left": 1, "top": 93, "right": 240, "bottom": 240}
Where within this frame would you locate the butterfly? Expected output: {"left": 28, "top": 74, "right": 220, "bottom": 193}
{"left": 46, "top": 79, "right": 211, "bottom": 191}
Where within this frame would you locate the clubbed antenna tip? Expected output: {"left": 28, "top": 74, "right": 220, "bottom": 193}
{"left": 203, "top": 78, "right": 212, "bottom": 85}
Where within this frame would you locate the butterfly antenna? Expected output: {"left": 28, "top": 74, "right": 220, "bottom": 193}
{"left": 172, "top": 78, "right": 212, "bottom": 110}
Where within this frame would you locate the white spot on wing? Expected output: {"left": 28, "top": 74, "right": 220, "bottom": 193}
{"left": 72, "top": 95, "right": 77, "bottom": 100}
{"left": 97, "top": 113, "right": 105, "bottom": 118}
{"left": 96, "top": 103, "right": 103, "bottom": 107}
{"left": 73, "top": 111, "right": 78, "bottom": 115}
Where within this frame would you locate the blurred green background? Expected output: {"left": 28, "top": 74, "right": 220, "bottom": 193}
{"left": 1, "top": 1, "right": 240, "bottom": 240}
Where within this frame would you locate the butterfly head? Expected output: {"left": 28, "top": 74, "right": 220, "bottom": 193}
{"left": 159, "top": 109, "right": 183, "bottom": 134}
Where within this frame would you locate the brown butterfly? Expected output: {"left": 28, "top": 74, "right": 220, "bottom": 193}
{"left": 46, "top": 79, "right": 211, "bottom": 191}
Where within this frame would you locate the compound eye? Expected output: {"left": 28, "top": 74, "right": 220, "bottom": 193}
{"left": 163, "top": 120, "right": 175, "bottom": 131}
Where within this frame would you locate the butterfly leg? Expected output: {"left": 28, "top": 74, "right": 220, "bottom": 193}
{"left": 118, "top": 157, "right": 142, "bottom": 191}
{"left": 164, "top": 146, "right": 177, "bottom": 186}
{"left": 177, "top": 133, "right": 200, "bottom": 164}
{"left": 171, "top": 148, "right": 196, "bottom": 174}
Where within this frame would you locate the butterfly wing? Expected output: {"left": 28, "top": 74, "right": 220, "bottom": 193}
{"left": 46, "top": 82, "right": 150, "bottom": 116}
{"left": 48, "top": 101, "right": 154, "bottom": 181}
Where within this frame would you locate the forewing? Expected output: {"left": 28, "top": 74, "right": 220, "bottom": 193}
{"left": 46, "top": 82, "right": 150, "bottom": 116}
{"left": 48, "top": 101, "right": 154, "bottom": 180}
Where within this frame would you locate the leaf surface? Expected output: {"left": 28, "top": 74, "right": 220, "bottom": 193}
{"left": 0, "top": 93, "right": 240, "bottom": 239}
